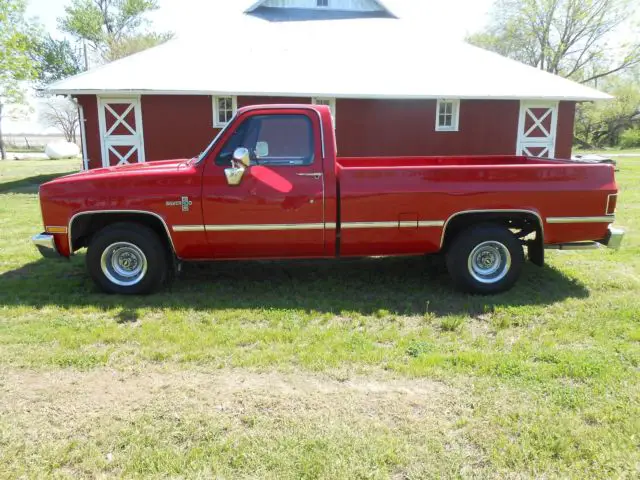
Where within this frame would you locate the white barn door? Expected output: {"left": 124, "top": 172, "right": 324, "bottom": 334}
{"left": 98, "top": 97, "right": 146, "bottom": 167}
{"left": 517, "top": 102, "right": 558, "bottom": 158}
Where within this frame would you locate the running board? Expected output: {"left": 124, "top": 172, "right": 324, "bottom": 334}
{"left": 545, "top": 242, "right": 601, "bottom": 251}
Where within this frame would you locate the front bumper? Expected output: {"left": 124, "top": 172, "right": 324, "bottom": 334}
{"left": 599, "top": 225, "right": 625, "bottom": 250}
{"left": 32, "top": 233, "right": 62, "bottom": 258}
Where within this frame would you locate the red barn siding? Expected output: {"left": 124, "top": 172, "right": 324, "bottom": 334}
{"left": 335, "top": 99, "right": 521, "bottom": 156}
{"left": 555, "top": 101, "right": 576, "bottom": 159}
{"left": 76, "top": 95, "right": 102, "bottom": 169}
{"left": 141, "top": 95, "right": 214, "bottom": 161}
{"left": 76, "top": 94, "right": 577, "bottom": 168}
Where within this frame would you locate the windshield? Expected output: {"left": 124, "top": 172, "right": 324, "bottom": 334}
{"left": 195, "top": 116, "right": 236, "bottom": 164}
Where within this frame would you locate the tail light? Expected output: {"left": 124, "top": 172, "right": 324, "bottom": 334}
{"left": 606, "top": 194, "right": 618, "bottom": 215}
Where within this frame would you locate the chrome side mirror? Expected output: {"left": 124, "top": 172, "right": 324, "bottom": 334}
{"left": 233, "top": 147, "right": 251, "bottom": 167}
{"left": 224, "top": 147, "right": 250, "bottom": 186}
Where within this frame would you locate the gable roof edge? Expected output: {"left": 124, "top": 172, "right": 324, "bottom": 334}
{"left": 245, "top": 0, "right": 396, "bottom": 17}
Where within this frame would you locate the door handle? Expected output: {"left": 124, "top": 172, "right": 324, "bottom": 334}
{"left": 296, "top": 173, "right": 323, "bottom": 180}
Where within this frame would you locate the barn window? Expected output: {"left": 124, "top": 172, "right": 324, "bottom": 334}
{"left": 213, "top": 96, "right": 237, "bottom": 128}
{"left": 312, "top": 97, "right": 336, "bottom": 123}
{"left": 317, "top": 0, "right": 329, "bottom": 7}
{"left": 436, "top": 99, "right": 460, "bottom": 132}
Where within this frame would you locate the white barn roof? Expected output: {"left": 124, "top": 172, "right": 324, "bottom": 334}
{"left": 47, "top": 3, "right": 610, "bottom": 101}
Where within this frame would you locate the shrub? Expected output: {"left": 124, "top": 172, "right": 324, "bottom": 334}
{"left": 619, "top": 128, "right": 640, "bottom": 149}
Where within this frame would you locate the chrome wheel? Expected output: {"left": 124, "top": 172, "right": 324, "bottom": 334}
{"left": 100, "top": 242, "right": 148, "bottom": 287}
{"left": 467, "top": 240, "right": 511, "bottom": 284}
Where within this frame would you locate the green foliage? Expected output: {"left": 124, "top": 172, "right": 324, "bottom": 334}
{"left": 104, "top": 31, "right": 173, "bottom": 62}
{"left": 467, "top": 0, "right": 640, "bottom": 84}
{"left": 0, "top": 0, "right": 40, "bottom": 160}
{"left": 32, "top": 35, "right": 83, "bottom": 86}
{"left": 619, "top": 128, "right": 640, "bottom": 148}
{"left": 575, "top": 78, "right": 640, "bottom": 147}
{"left": 59, "top": 0, "right": 171, "bottom": 62}
{"left": 0, "top": 0, "right": 39, "bottom": 104}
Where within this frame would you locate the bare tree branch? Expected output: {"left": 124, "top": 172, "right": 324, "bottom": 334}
{"left": 40, "top": 97, "right": 79, "bottom": 144}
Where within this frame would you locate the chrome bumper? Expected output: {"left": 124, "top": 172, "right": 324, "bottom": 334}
{"left": 32, "top": 233, "right": 62, "bottom": 258}
{"left": 599, "top": 225, "right": 625, "bottom": 250}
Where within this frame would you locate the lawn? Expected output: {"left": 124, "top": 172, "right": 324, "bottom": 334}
{"left": 0, "top": 158, "right": 639, "bottom": 478}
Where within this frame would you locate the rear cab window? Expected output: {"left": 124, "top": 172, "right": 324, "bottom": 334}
{"left": 216, "top": 114, "right": 315, "bottom": 167}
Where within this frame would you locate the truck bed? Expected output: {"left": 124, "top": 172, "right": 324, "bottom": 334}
{"left": 335, "top": 154, "right": 616, "bottom": 257}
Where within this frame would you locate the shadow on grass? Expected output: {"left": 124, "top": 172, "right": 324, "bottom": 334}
{"left": 0, "top": 254, "right": 589, "bottom": 317}
{"left": 0, "top": 172, "right": 77, "bottom": 194}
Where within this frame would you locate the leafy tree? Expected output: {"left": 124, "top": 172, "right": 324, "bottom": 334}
{"left": 0, "top": 0, "right": 39, "bottom": 160}
{"left": 104, "top": 31, "right": 173, "bottom": 62}
{"left": 59, "top": 0, "right": 172, "bottom": 62}
{"left": 468, "top": 0, "right": 640, "bottom": 84}
{"left": 575, "top": 78, "right": 640, "bottom": 147}
{"left": 32, "top": 35, "right": 84, "bottom": 87}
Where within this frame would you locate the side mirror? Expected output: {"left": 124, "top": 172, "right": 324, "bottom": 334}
{"left": 255, "top": 141, "right": 269, "bottom": 158}
{"left": 224, "top": 147, "right": 250, "bottom": 186}
{"left": 233, "top": 147, "right": 251, "bottom": 167}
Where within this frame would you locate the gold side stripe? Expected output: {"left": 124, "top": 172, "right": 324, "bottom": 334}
{"left": 45, "top": 226, "right": 68, "bottom": 234}
{"left": 172, "top": 225, "right": 206, "bottom": 232}
{"left": 205, "top": 223, "right": 326, "bottom": 231}
{"left": 418, "top": 221, "right": 446, "bottom": 227}
{"left": 342, "top": 222, "right": 398, "bottom": 229}
{"left": 546, "top": 216, "right": 615, "bottom": 224}
{"left": 342, "top": 221, "right": 445, "bottom": 229}
{"left": 173, "top": 221, "right": 446, "bottom": 232}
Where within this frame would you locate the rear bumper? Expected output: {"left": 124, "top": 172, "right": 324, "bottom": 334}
{"left": 599, "top": 225, "right": 625, "bottom": 250}
{"left": 32, "top": 233, "right": 62, "bottom": 258}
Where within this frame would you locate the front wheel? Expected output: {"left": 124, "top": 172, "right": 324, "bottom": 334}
{"left": 446, "top": 224, "right": 524, "bottom": 294}
{"left": 86, "top": 222, "right": 169, "bottom": 295}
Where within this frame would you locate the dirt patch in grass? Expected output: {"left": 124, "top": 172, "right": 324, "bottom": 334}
{"left": 0, "top": 368, "right": 481, "bottom": 478}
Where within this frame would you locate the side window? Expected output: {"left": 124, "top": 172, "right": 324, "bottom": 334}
{"left": 213, "top": 96, "right": 237, "bottom": 128}
{"left": 216, "top": 114, "right": 314, "bottom": 167}
{"left": 435, "top": 99, "right": 460, "bottom": 132}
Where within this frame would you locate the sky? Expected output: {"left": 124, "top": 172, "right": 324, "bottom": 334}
{"left": 26, "top": 0, "right": 496, "bottom": 40}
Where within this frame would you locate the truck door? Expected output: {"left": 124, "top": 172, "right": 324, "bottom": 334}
{"left": 201, "top": 110, "right": 326, "bottom": 258}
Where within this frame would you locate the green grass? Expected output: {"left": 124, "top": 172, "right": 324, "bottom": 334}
{"left": 573, "top": 148, "right": 640, "bottom": 155}
{"left": 0, "top": 158, "right": 639, "bottom": 478}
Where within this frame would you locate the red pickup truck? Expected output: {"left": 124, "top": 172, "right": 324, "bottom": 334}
{"left": 33, "top": 105, "right": 624, "bottom": 295}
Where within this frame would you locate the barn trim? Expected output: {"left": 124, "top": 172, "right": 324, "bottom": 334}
{"left": 58, "top": 89, "right": 609, "bottom": 102}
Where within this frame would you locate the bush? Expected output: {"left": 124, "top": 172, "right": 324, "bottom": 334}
{"left": 620, "top": 128, "right": 640, "bottom": 149}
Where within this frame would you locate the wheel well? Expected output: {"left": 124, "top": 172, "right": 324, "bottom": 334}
{"left": 70, "top": 212, "right": 174, "bottom": 254}
{"left": 441, "top": 211, "right": 543, "bottom": 255}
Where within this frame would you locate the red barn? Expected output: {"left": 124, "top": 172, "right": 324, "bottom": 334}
{"left": 46, "top": 0, "right": 610, "bottom": 170}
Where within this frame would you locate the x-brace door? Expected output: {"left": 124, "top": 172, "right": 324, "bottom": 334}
{"left": 516, "top": 102, "right": 558, "bottom": 158}
{"left": 98, "top": 97, "right": 146, "bottom": 167}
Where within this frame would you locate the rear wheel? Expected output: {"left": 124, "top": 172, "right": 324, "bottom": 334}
{"left": 86, "top": 222, "right": 169, "bottom": 294}
{"left": 446, "top": 224, "right": 524, "bottom": 294}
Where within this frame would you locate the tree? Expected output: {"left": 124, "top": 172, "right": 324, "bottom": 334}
{"left": 32, "top": 35, "right": 84, "bottom": 87}
{"left": 575, "top": 78, "right": 640, "bottom": 147}
{"left": 467, "top": 0, "right": 640, "bottom": 84}
{"left": 40, "top": 97, "right": 79, "bottom": 144}
{"left": 0, "top": 0, "right": 39, "bottom": 160}
{"left": 59, "top": 0, "right": 172, "bottom": 63}
{"left": 104, "top": 31, "right": 173, "bottom": 62}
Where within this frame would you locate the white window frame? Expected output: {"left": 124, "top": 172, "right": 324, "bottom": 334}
{"left": 213, "top": 95, "right": 238, "bottom": 128}
{"left": 312, "top": 97, "right": 336, "bottom": 121}
{"left": 435, "top": 99, "right": 460, "bottom": 132}
{"left": 316, "top": 0, "right": 330, "bottom": 7}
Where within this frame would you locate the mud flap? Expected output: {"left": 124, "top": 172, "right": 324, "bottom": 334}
{"left": 527, "top": 238, "right": 544, "bottom": 267}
